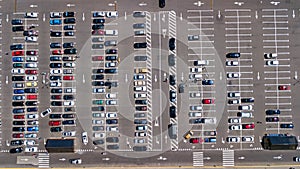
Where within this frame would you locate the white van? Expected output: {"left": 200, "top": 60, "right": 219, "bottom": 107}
{"left": 105, "top": 30, "right": 118, "bottom": 36}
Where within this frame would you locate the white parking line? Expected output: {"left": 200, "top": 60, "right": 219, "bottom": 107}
{"left": 226, "top": 40, "right": 252, "bottom": 43}
{"left": 187, "top": 15, "right": 213, "bottom": 19}
{"left": 226, "top": 46, "right": 252, "bottom": 49}
{"left": 264, "top": 83, "right": 290, "bottom": 86}
{"left": 188, "top": 28, "right": 214, "bottom": 31}
{"left": 262, "top": 9, "right": 288, "bottom": 12}
{"left": 265, "top": 96, "right": 291, "bottom": 99}
{"left": 225, "top": 27, "right": 252, "bottom": 30}
{"left": 225, "top": 15, "right": 251, "bottom": 18}
{"left": 188, "top": 21, "right": 213, "bottom": 24}
{"left": 264, "top": 77, "right": 290, "bottom": 80}
{"left": 264, "top": 65, "right": 290, "bottom": 68}
{"left": 263, "top": 39, "right": 289, "bottom": 43}
{"left": 262, "top": 21, "right": 288, "bottom": 24}
{"left": 265, "top": 103, "right": 291, "bottom": 105}
{"left": 263, "top": 33, "right": 289, "bottom": 36}
{"left": 227, "top": 84, "right": 253, "bottom": 87}
{"left": 264, "top": 71, "right": 290, "bottom": 73}
{"left": 225, "top": 34, "right": 252, "bottom": 36}
{"left": 225, "top": 9, "right": 251, "bottom": 12}
{"left": 263, "top": 27, "right": 288, "bottom": 30}
{"left": 262, "top": 15, "right": 288, "bottom": 18}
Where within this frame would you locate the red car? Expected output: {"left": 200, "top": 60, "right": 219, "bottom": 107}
{"left": 242, "top": 124, "right": 255, "bottom": 129}
{"left": 52, "top": 50, "right": 63, "bottom": 55}
{"left": 51, "top": 95, "right": 62, "bottom": 100}
{"left": 25, "top": 70, "right": 38, "bottom": 75}
{"left": 27, "top": 95, "right": 38, "bottom": 100}
{"left": 278, "top": 85, "right": 290, "bottom": 90}
{"left": 92, "top": 56, "right": 104, "bottom": 61}
{"left": 92, "top": 29, "right": 104, "bottom": 35}
{"left": 202, "top": 99, "right": 215, "bottom": 104}
{"left": 189, "top": 138, "right": 203, "bottom": 144}
{"left": 12, "top": 133, "right": 24, "bottom": 138}
{"left": 49, "top": 121, "right": 61, "bottom": 126}
{"left": 26, "top": 50, "right": 38, "bottom": 56}
{"left": 14, "top": 115, "right": 25, "bottom": 119}
{"left": 63, "top": 76, "right": 75, "bottom": 80}
{"left": 12, "top": 51, "right": 24, "bottom": 56}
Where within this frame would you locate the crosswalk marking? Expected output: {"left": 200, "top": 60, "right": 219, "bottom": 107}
{"left": 38, "top": 153, "right": 49, "bottom": 168}
{"left": 193, "top": 152, "right": 203, "bottom": 166}
{"left": 223, "top": 150, "right": 234, "bottom": 166}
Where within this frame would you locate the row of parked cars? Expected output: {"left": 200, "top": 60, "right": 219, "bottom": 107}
{"left": 90, "top": 11, "right": 120, "bottom": 150}
{"left": 48, "top": 12, "right": 77, "bottom": 134}
{"left": 9, "top": 12, "right": 40, "bottom": 154}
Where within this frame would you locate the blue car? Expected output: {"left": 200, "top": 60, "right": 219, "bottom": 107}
{"left": 14, "top": 89, "right": 24, "bottom": 94}
{"left": 27, "top": 126, "right": 39, "bottom": 131}
{"left": 27, "top": 107, "right": 38, "bottom": 112}
{"left": 50, "top": 19, "right": 62, "bottom": 25}
{"left": 12, "top": 57, "right": 24, "bottom": 62}
{"left": 280, "top": 123, "right": 294, "bottom": 128}
{"left": 202, "top": 80, "right": 214, "bottom": 85}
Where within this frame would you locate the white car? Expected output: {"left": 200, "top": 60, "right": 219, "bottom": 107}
{"left": 82, "top": 132, "right": 88, "bottom": 145}
{"left": 25, "top": 63, "right": 37, "bottom": 68}
{"left": 24, "top": 140, "right": 35, "bottom": 146}
{"left": 64, "top": 101, "right": 75, "bottom": 106}
{"left": 242, "top": 136, "right": 254, "bottom": 142}
{"left": 64, "top": 62, "right": 76, "bottom": 68}
{"left": 70, "top": 158, "right": 82, "bottom": 165}
{"left": 26, "top": 75, "right": 37, "bottom": 81}
{"left": 190, "top": 67, "right": 202, "bottom": 73}
{"left": 106, "top": 93, "right": 117, "bottom": 99}
{"left": 65, "top": 88, "right": 76, "bottom": 93}
{"left": 266, "top": 60, "right": 279, "bottom": 66}
{"left": 238, "top": 105, "right": 253, "bottom": 110}
{"left": 27, "top": 114, "right": 39, "bottom": 119}
{"left": 50, "top": 82, "right": 62, "bottom": 87}
{"left": 26, "top": 56, "right": 37, "bottom": 62}
{"left": 40, "top": 108, "right": 52, "bottom": 117}
{"left": 106, "top": 100, "right": 117, "bottom": 105}
{"left": 25, "top": 147, "right": 38, "bottom": 152}
{"left": 106, "top": 11, "right": 118, "bottom": 17}
{"left": 227, "top": 137, "right": 241, "bottom": 143}
{"left": 63, "top": 131, "right": 76, "bottom": 137}
{"left": 134, "top": 93, "right": 147, "bottom": 98}
{"left": 229, "top": 125, "right": 242, "bottom": 130}
{"left": 134, "top": 81, "right": 146, "bottom": 86}
{"left": 25, "top": 12, "right": 38, "bottom": 18}
{"left": 25, "top": 36, "right": 38, "bottom": 42}
{"left": 228, "top": 118, "right": 241, "bottom": 123}
{"left": 134, "top": 86, "right": 146, "bottom": 92}
{"left": 228, "top": 99, "right": 240, "bottom": 104}
{"left": 190, "top": 105, "right": 202, "bottom": 111}
{"left": 190, "top": 92, "right": 201, "bottom": 98}
{"left": 106, "top": 112, "right": 117, "bottom": 118}
{"left": 237, "top": 112, "right": 253, "bottom": 118}
{"left": 227, "top": 73, "right": 240, "bottom": 78}
{"left": 25, "top": 133, "right": 37, "bottom": 138}
{"left": 228, "top": 92, "right": 241, "bottom": 98}
{"left": 50, "top": 12, "right": 61, "bottom": 18}
{"left": 92, "top": 120, "right": 104, "bottom": 124}
{"left": 134, "top": 138, "right": 145, "bottom": 144}
{"left": 106, "top": 126, "right": 119, "bottom": 132}
{"left": 94, "top": 132, "right": 105, "bottom": 138}
{"left": 92, "top": 113, "right": 105, "bottom": 118}
{"left": 226, "top": 61, "right": 239, "bottom": 66}
{"left": 188, "top": 112, "right": 202, "bottom": 117}
{"left": 93, "top": 88, "right": 105, "bottom": 93}
{"left": 264, "top": 53, "right": 277, "bottom": 59}
{"left": 105, "top": 62, "right": 117, "bottom": 67}
{"left": 133, "top": 74, "right": 145, "bottom": 80}
{"left": 135, "top": 132, "right": 147, "bottom": 137}
{"left": 11, "top": 68, "right": 25, "bottom": 74}
{"left": 50, "top": 69, "right": 62, "bottom": 74}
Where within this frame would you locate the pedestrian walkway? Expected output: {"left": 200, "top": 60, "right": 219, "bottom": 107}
{"left": 193, "top": 152, "right": 203, "bottom": 166}
{"left": 38, "top": 153, "right": 49, "bottom": 168}
{"left": 223, "top": 150, "right": 234, "bottom": 166}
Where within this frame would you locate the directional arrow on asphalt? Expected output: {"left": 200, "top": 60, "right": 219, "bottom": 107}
{"left": 218, "top": 10, "right": 221, "bottom": 19}
{"left": 293, "top": 10, "right": 295, "bottom": 18}
{"left": 82, "top": 13, "right": 85, "bottom": 21}
{"left": 193, "top": 1, "right": 204, "bottom": 6}
{"left": 255, "top": 11, "right": 258, "bottom": 19}
{"left": 203, "top": 157, "right": 211, "bottom": 160}
{"left": 270, "top": 1, "right": 280, "bottom": 5}
{"left": 257, "top": 72, "right": 260, "bottom": 80}
{"left": 125, "top": 74, "right": 128, "bottom": 82}
{"left": 6, "top": 14, "right": 9, "bottom": 22}
{"left": 162, "top": 29, "right": 167, "bottom": 38}
{"left": 67, "top": 4, "right": 75, "bottom": 7}
{"left": 82, "top": 74, "right": 85, "bottom": 83}
{"left": 220, "top": 72, "right": 222, "bottom": 80}
{"left": 124, "top": 12, "right": 127, "bottom": 20}
{"left": 29, "top": 4, "right": 38, "bottom": 8}
{"left": 43, "top": 13, "right": 45, "bottom": 21}
{"left": 295, "top": 71, "right": 298, "bottom": 80}
{"left": 154, "top": 74, "right": 157, "bottom": 82}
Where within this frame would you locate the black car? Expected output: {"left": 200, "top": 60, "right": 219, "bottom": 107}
{"left": 62, "top": 114, "right": 75, "bottom": 118}
{"left": 92, "top": 81, "right": 105, "bottom": 86}
{"left": 169, "top": 75, "right": 176, "bottom": 86}
{"left": 64, "top": 18, "right": 76, "bottom": 24}
{"left": 65, "top": 107, "right": 75, "bottom": 112}
{"left": 24, "top": 88, "right": 38, "bottom": 93}
{"left": 169, "top": 90, "right": 176, "bottom": 102}
{"left": 63, "top": 12, "right": 75, "bottom": 17}
{"left": 93, "top": 140, "right": 105, "bottom": 145}
{"left": 106, "top": 119, "right": 118, "bottom": 124}
{"left": 12, "top": 108, "right": 25, "bottom": 114}
{"left": 202, "top": 80, "right": 214, "bottom": 85}
{"left": 104, "top": 69, "right": 118, "bottom": 74}
{"left": 51, "top": 88, "right": 62, "bottom": 93}
{"left": 104, "top": 81, "right": 118, "bottom": 87}
{"left": 91, "top": 106, "right": 105, "bottom": 111}
{"left": 50, "top": 31, "right": 62, "bottom": 37}
{"left": 65, "top": 31, "right": 74, "bottom": 36}
{"left": 10, "top": 44, "right": 24, "bottom": 50}
{"left": 106, "top": 56, "right": 118, "bottom": 61}
{"left": 49, "top": 63, "right": 62, "bottom": 68}
{"left": 13, "top": 63, "right": 23, "bottom": 68}
{"left": 92, "top": 24, "right": 105, "bottom": 30}
{"left": 93, "top": 19, "right": 105, "bottom": 24}
{"left": 64, "top": 25, "right": 75, "bottom": 30}
{"left": 11, "top": 19, "right": 23, "bottom": 25}
{"left": 50, "top": 76, "right": 61, "bottom": 81}
{"left": 50, "top": 127, "right": 62, "bottom": 132}
{"left": 50, "top": 43, "right": 62, "bottom": 48}
{"left": 169, "top": 106, "right": 176, "bottom": 118}
{"left": 134, "top": 119, "right": 147, "bottom": 124}
{"left": 9, "top": 147, "right": 23, "bottom": 154}
{"left": 159, "top": 0, "right": 165, "bottom": 8}
{"left": 266, "top": 117, "right": 279, "bottom": 122}
{"left": 133, "top": 146, "right": 147, "bottom": 151}
{"left": 134, "top": 42, "right": 147, "bottom": 48}
{"left": 91, "top": 75, "right": 104, "bottom": 80}
{"left": 25, "top": 101, "right": 38, "bottom": 106}
{"left": 50, "top": 56, "right": 62, "bottom": 61}
{"left": 64, "top": 48, "right": 77, "bottom": 54}
{"left": 107, "top": 144, "right": 119, "bottom": 150}
{"left": 12, "top": 102, "right": 24, "bottom": 107}
{"left": 134, "top": 55, "right": 147, "bottom": 61}
{"left": 136, "top": 106, "right": 147, "bottom": 111}
{"left": 62, "top": 120, "right": 75, "bottom": 125}
{"left": 135, "top": 100, "right": 147, "bottom": 105}
{"left": 266, "top": 109, "right": 280, "bottom": 115}
{"left": 133, "top": 11, "right": 146, "bottom": 18}
{"left": 63, "top": 95, "right": 74, "bottom": 100}
{"left": 12, "top": 127, "right": 25, "bottom": 132}
{"left": 92, "top": 69, "right": 104, "bottom": 73}
{"left": 133, "top": 23, "right": 145, "bottom": 29}
{"left": 51, "top": 101, "right": 62, "bottom": 106}
{"left": 106, "top": 137, "right": 119, "bottom": 143}
{"left": 12, "top": 26, "right": 24, "bottom": 32}
{"left": 241, "top": 98, "right": 254, "bottom": 103}
{"left": 10, "top": 140, "right": 24, "bottom": 146}
{"left": 13, "top": 121, "right": 25, "bottom": 125}
{"left": 105, "top": 49, "right": 117, "bottom": 54}
{"left": 169, "top": 38, "right": 175, "bottom": 50}
{"left": 226, "top": 53, "right": 240, "bottom": 58}
{"left": 50, "top": 114, "right": 62, "bottom": 119}
{"left": 63, "top": 42, "right": 75, "bottom": 48}
{"left": 27, "top": 107, "right": 38, "bottom": 112}
{"left": 168, "top": 54, "right": 175, "bottom": 66}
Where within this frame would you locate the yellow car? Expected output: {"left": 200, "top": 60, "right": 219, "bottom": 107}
{"left": 26, "top": 82, "right": 37, "bottom": 87}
